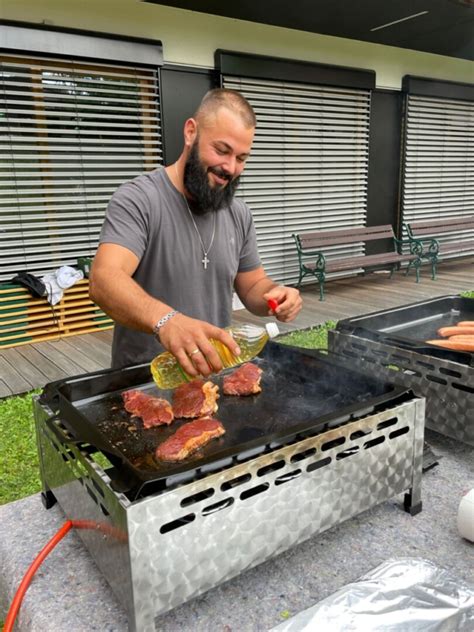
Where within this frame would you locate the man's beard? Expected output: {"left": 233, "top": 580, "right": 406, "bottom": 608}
{"left": 183, "top": 141, "right": 240, "bottom": 215}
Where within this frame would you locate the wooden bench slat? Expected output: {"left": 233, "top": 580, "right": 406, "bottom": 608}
{"left": 301, "top": 224, "right": 395, "bottom": 248}
{"left": 408, "top": 215, "right": 474, "bottom": 232}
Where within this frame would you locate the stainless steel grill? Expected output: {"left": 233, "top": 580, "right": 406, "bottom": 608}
{"left": 34, "top": 347, "right": 425, "bottom": 631}
{"left": 329, "top": 295, "right": 474, "bottom": 445}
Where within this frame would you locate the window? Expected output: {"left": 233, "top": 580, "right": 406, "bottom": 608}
{"left": 1, "top": 52, "right": 162, "bottom": 281}
{"left": 401, "top": 89, "right": 474, "bottom": 255}
{"left": 222, "top": 71, "right": 371, "bottom": 285}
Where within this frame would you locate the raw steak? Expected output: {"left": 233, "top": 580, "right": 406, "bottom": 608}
{"left": 155, "top": 417, "right": 225, "bottom": 462}
{"left": 122, "top": 390, "right": 173, "bottom": 429}
{"left": 222, "top": 362, "right": 263, "bottom": 396}
{"left": 172, "top": 379, "right": 219, "bottom": 418}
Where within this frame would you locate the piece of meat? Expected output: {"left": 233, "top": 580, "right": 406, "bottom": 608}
{"left": 437, "top": 326, "right": 474, "bottom": 337}
{"left": 223, "top": 362, "right": 263, "bottom": 396}
{"left": 457, "top": 321, "right": 474, "bottom": 327}
{"left": 172, "top": 379, "right": 219, "bottom": 418}
{"left": 122, "top": 390, "right": 174, "bottom": 429}
{"left": 427, "top": 339, "right": 474, "bottom": 352}
{"left": 155, "top": 417, "right": 225, "bottom": 462}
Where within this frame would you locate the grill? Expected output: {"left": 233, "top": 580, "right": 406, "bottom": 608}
{"left": 329, "top": 295, "right": 474, "bottom": 445}
{"left": 35, "top": 343, "right": 424, "bottom": 632}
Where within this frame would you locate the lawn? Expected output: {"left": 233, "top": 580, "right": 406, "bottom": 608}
{"left": 0, "top": 390, "right": 42, "bottom": 505}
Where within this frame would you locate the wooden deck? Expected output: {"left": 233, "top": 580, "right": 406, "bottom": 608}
{"left": 1, "top": 257, "right": 472, "bottom": 398}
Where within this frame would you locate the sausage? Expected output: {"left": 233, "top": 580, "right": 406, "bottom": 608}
{"left": 427, "top": 339, "right": 474, "bottom": 352}
{"left": 437, "top": 326, "right": 474, "bottom": 337}
{"left": 446, "top": 335, "right": 474, "bottom": 341}
{"left": 457, "top": 321, "right": 474, "bottom": 327}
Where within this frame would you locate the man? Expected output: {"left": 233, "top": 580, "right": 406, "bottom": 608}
{"left": 90, "top": 88, "right": 302, "bottom": 375}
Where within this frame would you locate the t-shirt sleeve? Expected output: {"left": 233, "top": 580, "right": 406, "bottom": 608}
{"left": 99, "top": 180, "right": 151, "bottom": 260}
{"left": 237, "top": 201, "right": 261, "bottom": 272}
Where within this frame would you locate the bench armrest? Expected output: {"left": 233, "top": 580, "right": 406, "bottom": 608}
{"left": 301, "top": 249, "right": 326, "bottom": 271}
{"left": 398, "top": 236, "right": 424, "bottom": 256}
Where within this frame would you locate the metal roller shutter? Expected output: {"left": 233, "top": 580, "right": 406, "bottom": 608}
{"left": 223, "top": 75, "right": 371, "bottom": 285}
{"left": 1, "top": 53, "right": 163, "bottom": 282}
{"left": 401, "top": 94, "right": 474, "bottom": 255}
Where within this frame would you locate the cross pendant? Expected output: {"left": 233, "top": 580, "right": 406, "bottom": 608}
{"left": 202, "top": 254, "right": 209, "bottom": 269}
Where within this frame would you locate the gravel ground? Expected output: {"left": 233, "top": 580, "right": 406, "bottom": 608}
{"left": 0, "top": 429, "right": 473, "bottom": 632}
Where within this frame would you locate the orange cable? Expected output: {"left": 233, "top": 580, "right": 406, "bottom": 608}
{"left": 3, "top": 518, "right": 127, "bottom": 632}
{"left": 4, "top": 521, "right": 73, "bottom": 632}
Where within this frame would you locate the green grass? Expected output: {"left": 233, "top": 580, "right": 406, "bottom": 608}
{"left": 460, "top": 290, "right": 474, "bottom": 298}
{"left": 0, "top": 390, "right": 42, "bottom": 505}
{"left": 277, "top": 320, "right": 337, "bottom": 350}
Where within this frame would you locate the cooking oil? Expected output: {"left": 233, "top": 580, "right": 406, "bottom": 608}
{"left": 150, "top": 322, "right": 279, "bottom": 389}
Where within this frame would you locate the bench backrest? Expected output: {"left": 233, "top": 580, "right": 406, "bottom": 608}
{"left": 296, "top": 224, "right": 395, "bottom": 250}
{"left": 406, "top": 215, "right": 474, "bottom": 237}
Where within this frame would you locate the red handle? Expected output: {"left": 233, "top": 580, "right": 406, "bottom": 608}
{"left": 267, "top": 299, "right": 279, "bottom": 312}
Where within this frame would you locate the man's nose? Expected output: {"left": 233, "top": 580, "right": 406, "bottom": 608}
{"left": 222, "top": 155, "right": 236, "bottom": 176}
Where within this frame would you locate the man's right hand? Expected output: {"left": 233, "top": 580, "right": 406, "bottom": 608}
{"left": 158, "top": 313, "right": 241, "bottom": 378}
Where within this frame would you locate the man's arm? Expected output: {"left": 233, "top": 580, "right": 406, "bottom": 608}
{"left": 90, "top": 243, "right": 240, "bottom": 376}
{"left": 234, "top": 267, "right": 302, "bottom": 322}
{"left": 90, "top": 243, "right": 168, "bottom": 332}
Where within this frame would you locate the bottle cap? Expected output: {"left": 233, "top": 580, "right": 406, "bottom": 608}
{"left": 265, "top": 322, "right": 280, "bottom": 339}
{"left": 267, "top": 298, "right": 279, "bottom": 313}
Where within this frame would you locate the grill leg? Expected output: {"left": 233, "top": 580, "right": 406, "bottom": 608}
{"left": 404, "top": 491, "right": 422, "bottom": 516}
{"left": 404, "top": 398, "right": 425, "bottom": 516}
{"left": 41, "top": 489, "right": 57, "bottom": 510}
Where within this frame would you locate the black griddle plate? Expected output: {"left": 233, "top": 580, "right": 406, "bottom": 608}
{"left": 40, "top": 343, "right": 411, "bottom": 498}
{"left": 336, "top": 295, "right": 474, "bottom": 366}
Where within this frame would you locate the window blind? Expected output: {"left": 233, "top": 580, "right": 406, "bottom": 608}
{"left": 401, "top": 94, "right": 474, "bottom": 254}
{"left": 1, "top": 53, "right": 162, "bottom": 281}
{"left": 222, "top": 75, "right": 371, "bottom": 285}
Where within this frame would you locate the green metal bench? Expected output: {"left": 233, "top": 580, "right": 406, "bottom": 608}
{"left": 293, "top": 224, "right": 421, "bottom": 301}
{"left": 404, "top": 215, "right": 474, "bottom": 280}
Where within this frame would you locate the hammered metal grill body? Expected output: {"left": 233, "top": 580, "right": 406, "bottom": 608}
{"left": 329, "top": 330, "right": 473, "bottom": 445}
{"left": 34, "top": 394, "right": 424, "bottom": 632}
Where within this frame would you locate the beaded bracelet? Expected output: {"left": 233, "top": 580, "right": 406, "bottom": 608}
{"left": 152, "top": 310, "right": 179, "bottom": 341}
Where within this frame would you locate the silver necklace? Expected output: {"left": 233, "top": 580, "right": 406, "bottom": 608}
{"left": 174, "top": 163, "right": 216, "bottom": 269}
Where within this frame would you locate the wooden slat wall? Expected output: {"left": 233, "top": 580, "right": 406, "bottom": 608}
{"left": 0, "top": 278, "right": 113, "bottom": 348}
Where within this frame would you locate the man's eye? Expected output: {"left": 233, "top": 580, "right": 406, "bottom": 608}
{"left": 215, "top": 147, "right": 227, "bottom": 155}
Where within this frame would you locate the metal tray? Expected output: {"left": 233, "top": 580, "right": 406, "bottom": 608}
{"left": 336, "top": 295, "right": 474, "bottom": 366}
{"left": 40, "top": 343, "right": 411, "bottom": 497}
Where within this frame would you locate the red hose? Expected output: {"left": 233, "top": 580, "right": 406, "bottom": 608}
{"left": 3, "top": 518, "right": 127, "bottom": 632}
{"left": 3, "top": 520, "right": 73, "bottom": 632}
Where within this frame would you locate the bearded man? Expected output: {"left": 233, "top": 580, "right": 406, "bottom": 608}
{"left": 90, "top": 88, "right": 302, "bottom": 371}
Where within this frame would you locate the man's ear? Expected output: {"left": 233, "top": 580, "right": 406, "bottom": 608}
{"left": 183, "top": 118, "right": 198, "bottom": 147}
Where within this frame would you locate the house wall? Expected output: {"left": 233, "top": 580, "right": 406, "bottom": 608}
{"left": 3, "top": 0, "right": 473, "bottom": 270}
{"left": 3, "top": 0, "right": 473, "bottom": 89}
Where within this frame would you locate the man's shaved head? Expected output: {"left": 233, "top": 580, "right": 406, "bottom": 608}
{"left": 194, "top": 88, "right": 256, "bottom": 129}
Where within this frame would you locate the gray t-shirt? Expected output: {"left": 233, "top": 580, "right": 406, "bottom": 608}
{"left": 99, "top": 168, "right": 261, "bottom": 368}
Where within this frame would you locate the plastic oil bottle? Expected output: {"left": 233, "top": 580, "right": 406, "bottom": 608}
{"left": 150, "top": 322, "right": 280, "bottom": 389}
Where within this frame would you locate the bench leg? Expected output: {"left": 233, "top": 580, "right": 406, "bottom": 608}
{"left": 296, "top": 268, "right": 304, "bottom": 288}
{"left": 389, "top": 266, "right": 395, "bottom": 279}
{"left": 405, "top": 260, "right": 414, "bottom": 277}
{"left": 318, "top": 273, "right": 325, "bottom": 301}
{"left": 431, "top": 257, "right": 437, "bottom": 280}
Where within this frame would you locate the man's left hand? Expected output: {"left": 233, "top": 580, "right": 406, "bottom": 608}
{"left": 263, "top": 286, "right": 302, "bottom": 322}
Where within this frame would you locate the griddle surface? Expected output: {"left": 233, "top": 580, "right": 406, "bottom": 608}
{"left": 45, "top": 344, "right": 406, "bottom": 494}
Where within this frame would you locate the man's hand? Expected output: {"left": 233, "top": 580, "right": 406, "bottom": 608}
{"left": 263, "top": 286, "right": 302, "bottom": 322}
{"left": 158, "top": 313, "right": 240, "bottom": 378}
